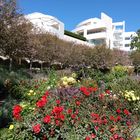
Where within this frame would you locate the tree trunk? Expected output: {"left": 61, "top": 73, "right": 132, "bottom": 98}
{"left": 41, "top": 63, "right": 43, "bottom": 71}
{"left": 9, "top": 58, "right": 12, "bottom": 71}
{"left": 30, "top": 60, "right": 32, "bottom": 70}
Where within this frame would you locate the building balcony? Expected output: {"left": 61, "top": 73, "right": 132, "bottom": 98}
{"left": 86, "top": 32, "right": 107, "bottom": 39}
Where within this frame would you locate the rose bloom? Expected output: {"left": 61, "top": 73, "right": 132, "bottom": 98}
{"left": 85, "top": 136, "right": 91, "bottom": 140}
{"left": 67, "top": 109, "right": 72, "bottom": 114}
{"left": 124, "top": 109, "right": 130, "bottom": 115}
{"left": 116, "top": 108, "right": 121, "bottom": 114}
{"left": 43, "top": 115, "right": 51, "bottom": 124}
{"left": 13, "top": 105, "right": 22, "bottom": 120}
{"left": 56, "top": 99, "right": 61, "bottom": 104}
{"left": 32, "top": 124, "right": 41, "bottom": 134}
{"left": 75, "top": 101, "right": 81, "bottom": 106}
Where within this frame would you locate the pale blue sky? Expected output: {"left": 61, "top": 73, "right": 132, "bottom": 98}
{"left": 18, "top": 0, "right": 140, "bottom": 32}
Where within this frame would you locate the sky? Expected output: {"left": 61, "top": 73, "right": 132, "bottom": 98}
{"left": 18, "top": 0, "right": 140, "bottom": 32}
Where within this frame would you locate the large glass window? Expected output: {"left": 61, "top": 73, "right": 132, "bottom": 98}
{"left": 89, "top": 39, "right": 106, "bottom": 45}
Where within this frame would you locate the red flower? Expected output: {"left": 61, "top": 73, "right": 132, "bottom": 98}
{"left": 13, "top": 105, "right": 22, "bottom": 120}
{"left": 75, "top": 109, "right": 79, "bottom": 115}
{"left": 71, "top": 114, "right": 76, "bottom": 119}
{"left": 13, "top": 105, "right": 22, "bottom": 114}
{"left": 67, "top": 109, "right": 72, "bottom": 114}
{"left": 113, "top": 134, "right": 119, "bottom": 139}
{"left": 99, "top": 93, "right": 104, "bottom": 99}
{"left": 43, "top": 115, "right": 51, "bottom": 124}
{"left": 56, "top": 100, "right": 61, "bottom": 104}
{"left": 59, "top": 113, "right": 65, "bottom": 121}
{"left": 80, "top": 87, "right": 91, "bottom": 96}
{"left": 105, "top": 90, "right": 111, "bottom": 94}
{"left": 91, "top": 113, "right": 99, "bottom": 118}
{"left": 52, "top": 106, "right": 64, "bottom": 114}
{"left": 85, "top": 136, "right": 91, "bottom": 140}
{"left": 116, "top": 116, "right": 121, "bottom": 121}
{"left": 75, "top": 101, "right": 81, "bottom": 106}
{"left": 124, "top": 109, "right": 130, "bottom": 115}
{"left": 42, "top": 135, "right": 48, "bottom": 140}
{"left": 92, "top": 87, "right": 98, "bottom": 92}
{"left": 84, "top": 91, "right": 91, "bottom": 96}
{"left": 126, "top": 121, "right": 131, "bottom": 126}
{"left": 95, "top": 126, "right": 99, "bottom": 131}
{"left": 45, "top": 91, "right": 49, "bottom": 96}
{"left": 55, "top": 120, "right": 60, "bottom": 126}
{"left": 80, "top": 86, "right": 87, "bottom": 92}
{"left": 91, "top": 133, "right": 96, "bottom": 138}
{"left": 36, "top": 95, "right": 47, "bottom": 108}
{"left": 102, "top": 118, "right": 108, "bottom": 124}
{"left": 110, "top": 115, "right": 116, "bottom": 122}
{"left": 116, "top": 108, "right": 121, "bottom": 114}
{"left": 32, "top": 124, "right": 41, "bottom": 134}
{"left": 36, "top": 99, "right": 47, "bottom": 108}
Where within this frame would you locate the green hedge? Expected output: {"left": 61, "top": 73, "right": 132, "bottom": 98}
{"left": 64, "top": 30, "right": 87, "bottom": 41}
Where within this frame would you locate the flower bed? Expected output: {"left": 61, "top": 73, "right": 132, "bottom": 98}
{"left": 0, "top": 76, "right": 139, "bottom": 140}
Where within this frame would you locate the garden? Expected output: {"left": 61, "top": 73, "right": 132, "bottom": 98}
{"left": 0, "top": 65, "right": 140, "bottom": 140}
{"left": 0, "top": 0, "right": 140, "bottom": 139}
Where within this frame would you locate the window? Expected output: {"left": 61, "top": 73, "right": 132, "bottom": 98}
{"left": 89, "top": 39, "right": 106, "bottom": 45}
{"left": 87, "top": 28, "right": 106, "bottom": 35}
{"left": 125, "top": 44, "right": 130, "bottom": 47}
{"left": 125, "top": 37, "right": 130, "bottom": 40}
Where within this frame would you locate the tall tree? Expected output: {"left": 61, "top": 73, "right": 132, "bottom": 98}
{"left": 0, "top": 0, "right": 35, "bottom": 70}
{"left": 131, "top": 29, "right": 140, "bottom": 51}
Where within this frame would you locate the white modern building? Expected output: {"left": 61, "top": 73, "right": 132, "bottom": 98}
{"left": 72, "top": 13, "right": 135, "bottom": 51}
{"left": 25, "top": 12, "right": 64, "bottom": 38}
{"left": 25, "top": 12, "right": 135, "bottom": 51}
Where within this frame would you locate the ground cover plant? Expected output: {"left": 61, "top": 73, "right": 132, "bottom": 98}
{"left": 0, "top": 73, "right": 139, "bottom": 140}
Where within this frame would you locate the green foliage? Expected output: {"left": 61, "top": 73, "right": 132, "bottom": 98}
{"left": 111, "top": 65, "right": 127, "bottom": 78}
{"left": 64, "top": 30, "right": 87, "bottom": 41}
{"left": 130, "top": 51, "right": 140, "bottom": 72}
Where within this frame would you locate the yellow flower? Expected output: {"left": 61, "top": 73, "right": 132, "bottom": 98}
{"left": 29, "top": 90, "right": 34, "bottom": 93}
{"left": 135, "top": 138, "right": 140, "bottom": 140}
{"left": 9, "top": 124, "right": 14, "bottom": 130}
{"left": 62, "top": 77, "right": 68, "bottom": 82}
{"left": 72, "top": 73, "right": 76, "bottom": 78}
{"left": 137, "top": 97, "right": 140, "bottom": 100}
{"left": 132, "top": 96, "right": 136, "bottom": 101}
{"left": 62, "top": 81, "right": 68, "bottom": 86}
{"left": 27, "top": 93, "right": 31, "bottom": 96}
{"left": 68, "top": 77, "right": 76, "bottom": 84}
{"left": 33, "top": 92, "right": 36, "bottom": 95}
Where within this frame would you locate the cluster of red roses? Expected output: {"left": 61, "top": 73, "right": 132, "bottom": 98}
{"left": 80, "top": 86, "right": 98, "bottom": 96}
{"left": 36, "top": 91, "right": 49, "bottom": 108}
{"left": 13, "top": 105, "right": 23, "bottom": 120}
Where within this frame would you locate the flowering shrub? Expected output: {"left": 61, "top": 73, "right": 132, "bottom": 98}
{"left": 1, "top": 78, "right": 139, "bottom": 140}
{"left": 122, "top": 90, "right": 140, "bottom": 102}
{"left": 58, "top": 76, "right": 76, "bottom": 87}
